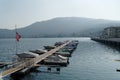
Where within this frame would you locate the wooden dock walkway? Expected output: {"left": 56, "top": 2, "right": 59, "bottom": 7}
{"left": 0, "top": 41, "right": 71, "bottom": 78}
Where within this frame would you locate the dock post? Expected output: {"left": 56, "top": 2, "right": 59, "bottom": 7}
{"left": 56, "top": 67, "right": 60, "bottom": 72}
{"left": 47, "top": 67, "right": 51, "bottom": 72}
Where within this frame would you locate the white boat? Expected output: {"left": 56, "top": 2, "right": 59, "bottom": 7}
{"left": 29, "top": 49, "right": 47, "bottom": 55}
{"left": 16, "top": 52, "right": 39, "bottom": 58}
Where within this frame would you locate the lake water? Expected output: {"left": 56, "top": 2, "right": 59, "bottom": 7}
{"left": 1, "top": 37, "right": 120, "bottom": 80}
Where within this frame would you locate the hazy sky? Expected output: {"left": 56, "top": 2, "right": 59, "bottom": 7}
{"left": 0, "top": 0, "right": 120, "bottom": 29}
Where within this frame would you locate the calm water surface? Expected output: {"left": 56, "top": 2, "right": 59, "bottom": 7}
{"left": 0, "top": 37, "right": 120, "bottom": 80}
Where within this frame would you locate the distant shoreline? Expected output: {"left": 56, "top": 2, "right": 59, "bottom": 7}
{"left": 0, "top": 36, "right": 90, "bottom": 39}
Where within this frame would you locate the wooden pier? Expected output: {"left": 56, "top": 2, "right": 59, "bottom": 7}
{"left": 91, "top": 38, "right": 120, "bottom": 47}
{"left": 0, "top": 41, "right": 71, "bottom": 78}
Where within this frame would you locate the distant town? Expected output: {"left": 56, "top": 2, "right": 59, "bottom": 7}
{"left": 101, "top": 27, "right": 120, "bottom": 38}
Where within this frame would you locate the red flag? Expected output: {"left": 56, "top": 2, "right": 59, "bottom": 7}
{"left": 16, "top": 32, "right": 21, "bottom": 41}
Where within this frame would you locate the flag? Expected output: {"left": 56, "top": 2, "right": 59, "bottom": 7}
{"left": 16, "top": 32, "right": 21, "bottom": 41}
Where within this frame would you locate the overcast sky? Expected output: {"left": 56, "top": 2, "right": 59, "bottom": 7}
{"left": 0, "top": 0, "right": 120, "bottom": 29}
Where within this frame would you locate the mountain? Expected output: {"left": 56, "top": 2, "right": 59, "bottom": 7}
{"left": 1, "top": 17, "right": 120, "bottom": 38}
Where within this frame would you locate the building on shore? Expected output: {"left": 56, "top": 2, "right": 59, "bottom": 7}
{"left": 101, "top": 27, "right": 120, "bottom": 38}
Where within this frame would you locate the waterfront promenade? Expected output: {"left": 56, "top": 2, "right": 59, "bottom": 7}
{"left": 91, "top": 37, "right": 120, "bottom": 47}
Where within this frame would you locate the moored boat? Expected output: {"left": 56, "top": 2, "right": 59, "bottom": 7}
{"left": 29, "top": 49, "right": 47, "bottom": 55}
{"left": 42, "top": 54, "right": 69, "bottom": 66}
{"left": 54, "top": 52, "right": 71, "bottom": 57}
{"left": 44, "top": 46, "right": 56, "bottom": 51}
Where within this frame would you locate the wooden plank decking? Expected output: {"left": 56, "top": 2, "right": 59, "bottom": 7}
{"left": 0, "top": 41, "right": 70, "bottom": 78}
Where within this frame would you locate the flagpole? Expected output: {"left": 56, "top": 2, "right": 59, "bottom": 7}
{"left": 15, "top": 25, "right": 21, "bottom": 55}
{"left": 15, "top": 25, "right": 18, "bottom": 54}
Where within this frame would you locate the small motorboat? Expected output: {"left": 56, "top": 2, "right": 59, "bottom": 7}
{"left": 16, "top": 52, "right": 39, "bottom": 58}
{"left": 30, "top": 49, "right": 47, "bottom": 55}
{"left": 44, "top": 46, "right": 56, "bottom": 50}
